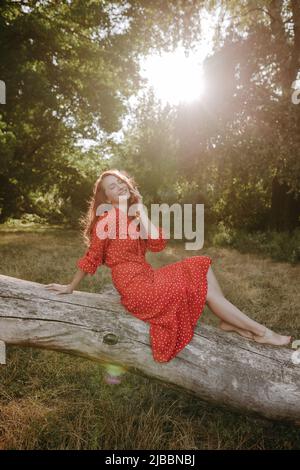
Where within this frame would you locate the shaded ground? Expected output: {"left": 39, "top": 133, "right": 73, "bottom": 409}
{"left": 0, "top": 227, "right": 299, "bottom": 449}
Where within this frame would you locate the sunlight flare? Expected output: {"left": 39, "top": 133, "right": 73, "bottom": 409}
{"left": 140, "top": 48, "right": 206, "bottom": 105}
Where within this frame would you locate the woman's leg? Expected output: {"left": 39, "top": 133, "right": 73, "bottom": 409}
{"left": 205, "top": 266, "right": 291, "bottom": 345}
{"left": 205, "top": 266, "right": 255, "bottom": 338}
{"left": 206, "top": 266, "right": 264, "bottom": 335}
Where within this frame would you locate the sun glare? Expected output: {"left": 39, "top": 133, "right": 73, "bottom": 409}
{"left": 140, "top": 49, "right": 205, "bottom": 105}
{"left": 139, "top": 10, "right": 217, "bottom": 106}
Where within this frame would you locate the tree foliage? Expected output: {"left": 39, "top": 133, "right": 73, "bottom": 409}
{"left": 0, "top": 0, "right": 299, "bottom": 232}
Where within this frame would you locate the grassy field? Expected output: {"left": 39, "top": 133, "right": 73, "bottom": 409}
{"left": 0, "top": 225, "right": 299, "bottom": 450}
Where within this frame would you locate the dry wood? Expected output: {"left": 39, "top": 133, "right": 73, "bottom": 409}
{"left": 0, "top": 274, "right": 299, "bottom": 426}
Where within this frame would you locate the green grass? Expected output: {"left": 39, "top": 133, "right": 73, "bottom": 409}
{"left": 208, "top": 222, "right": 300, "bottom": 264}
{"left": 0, "top": 224, "right": 299, "bottom": 449}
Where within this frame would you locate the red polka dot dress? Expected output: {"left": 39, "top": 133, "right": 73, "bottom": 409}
{"left": 77, "top": 207, "right": 212, "bottom": 363}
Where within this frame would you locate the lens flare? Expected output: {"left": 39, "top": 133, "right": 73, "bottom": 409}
{"left": 103, "top": 363, "right": 127, "bottom": 385}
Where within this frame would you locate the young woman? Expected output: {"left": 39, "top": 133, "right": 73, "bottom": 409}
{"left": 45, "top": 169, "right": 292, "bottom": 363}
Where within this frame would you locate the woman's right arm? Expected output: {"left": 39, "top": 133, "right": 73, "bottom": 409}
{"left": 45, "top": 269, "right": 87, "bottom": 294}
{"left": 70, "top": 269, "right": 87, "bottom": 291}
{"left": 45, "top": 215, "right": 108, "bottom": 295}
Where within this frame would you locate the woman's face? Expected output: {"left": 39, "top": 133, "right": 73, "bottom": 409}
{"left": 102, "top": 174, "right": 131, "bottom": 206}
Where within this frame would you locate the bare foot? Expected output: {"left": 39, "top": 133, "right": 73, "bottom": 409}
{"left": 252, "top": 327, "right": 291, "bottom": 346}
{"left": 219, "top": 321, "right": 254, "bottom": 339}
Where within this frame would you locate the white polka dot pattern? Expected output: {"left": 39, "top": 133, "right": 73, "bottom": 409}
{"left": 76, "top": 207, "right": 212, "bottom": 363}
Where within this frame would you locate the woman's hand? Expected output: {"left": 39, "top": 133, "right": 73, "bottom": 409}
{"left": 44, "top": 283, "right": 74, "bottom": 295}
{"left": 120, "top": 175, "right": 143, "bottom": 204}
{"left": 129, "top": 186, "right": 143, "bottom": 204}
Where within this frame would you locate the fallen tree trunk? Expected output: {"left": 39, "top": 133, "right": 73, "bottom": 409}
{"left": 0, "top": 274, "right": 299, "bottom": 426}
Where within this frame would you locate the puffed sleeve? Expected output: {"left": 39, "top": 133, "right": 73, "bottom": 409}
{"left": 76, "top": 215, "right": 108, "bottom": 275}
{"left": 145, "top": 226, "right": 168, "bottom": 252}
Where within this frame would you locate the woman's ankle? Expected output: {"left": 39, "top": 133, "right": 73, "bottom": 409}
{"left": 253, "top": 325, "right": 267, "bottom": 337}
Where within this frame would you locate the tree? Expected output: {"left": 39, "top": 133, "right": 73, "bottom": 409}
{"left": 0, "top": 0, "right": 205, "bottom": 223}
{"left": 201, "top": 0, "right": 300, "bottom": 230}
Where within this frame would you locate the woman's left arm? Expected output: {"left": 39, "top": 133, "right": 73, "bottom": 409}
{"left": 139, "top": 205, "right": 160, "bottom": 239}
{"left": 129, "top": 187, "right": 167, "bottom": 251}
{"left": 129, "top": 187, "right": 159, "bottom": 238}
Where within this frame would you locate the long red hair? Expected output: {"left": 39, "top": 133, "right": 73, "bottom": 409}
{"left": 79, "top": 169, "right": 140, "bottom": 246}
